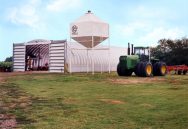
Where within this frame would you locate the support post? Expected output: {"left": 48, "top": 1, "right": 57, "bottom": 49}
{"left": 148, "top": 47, "right": 151, "bottom": 63}
{"left": 87, "top": 49, "right": 89, "bottom": 73}
{"left": 101, "top": 61, "right": 102, "bottom": 74}
{"left": 92, "top": 36, "right": 94, "bottom": 75}
{"left": 108, "top": 26, "right": 111, "bottom": 74}
{"left": 69, "top": 39, "right": 72, "bottom": 74}
{"left": 70, "top": 48, "right": 72, "bottom": 74}
{"left": 108, "top": 38, "right": 111, "bottom": 74}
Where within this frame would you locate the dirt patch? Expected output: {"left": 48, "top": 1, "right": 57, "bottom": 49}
{"left": 0, "top": 114, "right": 17, "bottom": 128}
{"left": 109, "top": 77, "right": 166, "bottom": 85}
{"left": 168, "top": 80, "right": 181, "bottom": 85}
{"left": 0, "top": 72, "right": 26, "bottom": 84}
{"left": 0, "top": 77, "right": 5, "bottom": 83}
{"left": 0, "top": 72, "right": 49, "bottom": 82}
{"left": 140, "top": 103, "right": 155, "bottom": 108}
{"left": 0, "top": 82, "right": 34, "bottom": 128}
{"left": 63, "top": 98, "right": 78, "bottom": 104}
{"left": 99, "top": 99, "right": 125, "bottom": 104}
{"left": 168, "top": 86, "right": 183, "bottom": 90}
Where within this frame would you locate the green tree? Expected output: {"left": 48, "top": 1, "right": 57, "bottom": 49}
{"left": 151, "top": 38, "right": 188, "bottom": 65}
{"left": 5, "top": 56, "right": 13, "bottom": 62}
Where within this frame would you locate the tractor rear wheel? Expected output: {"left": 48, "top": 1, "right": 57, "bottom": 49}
{"left": 135, "top": 62, "right": 142, "bottom": 76}
{"left": 153, "top": 62, "right": 167, "bottom": 76}
{"left": 142, "top": 62, "right": 153, "bottom": 77}
{"left": 135, "top": 62, "right": 152, "bottom": 77}
{"left": 135, "top": 62, "right": 144, "bottom": 76}
{"left": 135, "top": 63, "right": 139, "bottom": 76}
{"left": 153, "top": 62, "right": 159, "bottom": 76}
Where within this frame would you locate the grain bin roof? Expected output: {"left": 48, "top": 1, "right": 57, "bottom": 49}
{"left": 73, "top": 11, "right": 107, "bottom": 23}
{"left": 70, "top": 11, "right": 109, "bottom": 48}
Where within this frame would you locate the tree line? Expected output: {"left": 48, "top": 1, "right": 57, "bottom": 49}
{"left": 151, "top": 38, "right": 188, "bottom": 66}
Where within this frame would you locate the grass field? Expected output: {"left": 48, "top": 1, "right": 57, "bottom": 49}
{"left": 0, "top": 73, "right": 188, "bottom": 129}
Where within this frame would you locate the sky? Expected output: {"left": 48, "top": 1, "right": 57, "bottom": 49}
{"left": 0, "top": 0, "right": 187, "bottom": 61}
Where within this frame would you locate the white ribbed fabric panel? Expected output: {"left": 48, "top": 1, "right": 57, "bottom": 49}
{"left": 66, "top": 43, "right": 127, "bottom": 72}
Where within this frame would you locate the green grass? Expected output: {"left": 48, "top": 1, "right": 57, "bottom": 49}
{"left": 0, "top": 73, "right": 188, "bottom": 129}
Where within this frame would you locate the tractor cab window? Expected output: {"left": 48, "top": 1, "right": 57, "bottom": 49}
{"left": 134, "top": 47, "right": 149, "bottom": 56}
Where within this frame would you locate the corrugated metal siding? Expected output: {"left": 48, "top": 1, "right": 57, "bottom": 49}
{"left": 13, "top": 43, "right": 26, "bottom": 72}
{"left": 49, "top": 40, "right": 65, "bottom": 73}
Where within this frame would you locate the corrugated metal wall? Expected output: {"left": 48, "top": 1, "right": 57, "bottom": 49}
{"left": 49, "top": 40, "right": 66, "bottom": 73}
{"left": 13, "top": 43, "right": 26, "bottom": 72}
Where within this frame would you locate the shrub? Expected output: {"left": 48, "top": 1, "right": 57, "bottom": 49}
{"left": 0, "top": 62, "right": 13, "bottom": 72}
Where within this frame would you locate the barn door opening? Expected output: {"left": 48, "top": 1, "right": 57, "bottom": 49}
{"left": 26, "top": 44, "right": 49, "bottom": 71}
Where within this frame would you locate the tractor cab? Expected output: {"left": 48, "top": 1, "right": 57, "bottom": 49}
{"left": 134, "top": 46, "right": 160, "bottom": 64}
{"left": 134, "top": 46, "right": 150, "bottom": 62}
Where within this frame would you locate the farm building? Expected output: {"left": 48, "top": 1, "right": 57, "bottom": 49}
{"left": 13, "top": 11, "right": 127, "bottom": 73}
{"left": 13, "top": 39, "right": 127, "bottom": 73}
{"left": 13, "top": 39, "right": 66, "bottom": 73}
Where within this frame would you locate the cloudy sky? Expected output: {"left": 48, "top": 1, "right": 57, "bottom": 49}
{"left": 0, "top": 0, "right": 187, "bottom": 61}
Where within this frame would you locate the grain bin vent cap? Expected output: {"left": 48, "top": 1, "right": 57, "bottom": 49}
{"left": 70, "top": 11, "right": 109, "bottom": 48}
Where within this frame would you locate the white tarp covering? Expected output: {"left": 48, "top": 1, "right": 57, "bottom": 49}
{"left": 70, "top": 11, "right": 109, "bottom": 48}
{"left": 66, "top": 42, "right": 127, "bottom": 72}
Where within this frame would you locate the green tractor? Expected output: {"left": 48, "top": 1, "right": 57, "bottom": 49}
{"left": 117, "top": 43, "right": 167, "bottom": 77}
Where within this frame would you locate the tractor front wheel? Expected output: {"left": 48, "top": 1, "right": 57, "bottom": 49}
{"left": 117, "top": 63, "right": 132, "bottom": 76}
{"left": 117, "top": 63, "right": 123, "bottom": 76}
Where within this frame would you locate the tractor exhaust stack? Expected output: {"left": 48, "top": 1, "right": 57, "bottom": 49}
{"left": 131, "top": 44, "right": 134, "bottom": 55}
{"left": 128, "top": 43, "right": 130, "bottom": 55}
